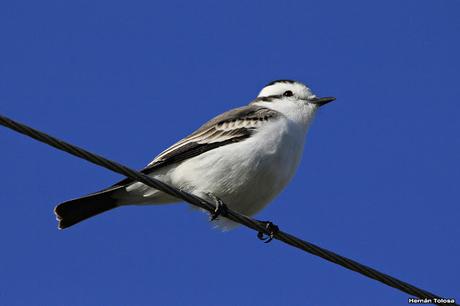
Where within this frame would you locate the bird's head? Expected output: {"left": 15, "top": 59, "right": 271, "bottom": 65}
{"left": 256, "top": 80, "right": 335, "bottom": 108}
{"left": 252, "top": 80, "right": 335, "bottom": 126}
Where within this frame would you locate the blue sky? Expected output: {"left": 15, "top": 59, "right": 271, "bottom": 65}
{"left": 1, "top": 0, "right": 459, "bottom": 305}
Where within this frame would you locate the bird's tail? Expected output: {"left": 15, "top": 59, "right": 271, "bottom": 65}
{"left": 54, "top": 188, "right": 121, "bottom": 229}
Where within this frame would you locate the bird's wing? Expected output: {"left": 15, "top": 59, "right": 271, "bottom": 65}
{"left": 110, "top": 105, "right": 280, "bottom": 188}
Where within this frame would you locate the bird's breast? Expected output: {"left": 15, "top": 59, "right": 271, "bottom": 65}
{"left": 169, "top": 118, "right": 306, "bottom": 216}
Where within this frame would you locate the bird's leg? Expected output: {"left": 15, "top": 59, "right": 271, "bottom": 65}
{"left": 206, "top": 192, "right": 228, "bottom": 221}
{"left": 256, "top": 220, "right": 279, "bottom": 243}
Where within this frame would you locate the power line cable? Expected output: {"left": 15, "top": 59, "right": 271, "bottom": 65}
{"left": 0, "top": 114, "right": 456, "bottom": 305}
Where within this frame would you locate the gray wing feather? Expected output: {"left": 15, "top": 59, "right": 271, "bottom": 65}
{"left": 110, "top": 105, "right": 279, "bottom": 188}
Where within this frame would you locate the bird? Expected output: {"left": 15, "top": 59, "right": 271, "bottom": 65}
{"left": 54, "top": 80, "right": 335, "bottom": 230}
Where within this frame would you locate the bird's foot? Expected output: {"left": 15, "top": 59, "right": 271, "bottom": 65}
{"left": 256, "top": 220, "right": 279, "bottom": 243}
{"left": 207, "top": 193, "right": 228, "bottom": 221}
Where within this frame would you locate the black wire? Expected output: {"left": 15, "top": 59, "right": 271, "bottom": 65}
{"left": 0, "top": 114, "right": 456, "bottom": 305}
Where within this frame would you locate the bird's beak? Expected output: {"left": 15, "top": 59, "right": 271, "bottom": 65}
{"left": 309, "top": 96, "right": 336, "bottom": 107}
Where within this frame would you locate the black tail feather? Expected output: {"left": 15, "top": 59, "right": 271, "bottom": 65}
{"left": 54, "top": 190, "right": 119, "bottom": 229}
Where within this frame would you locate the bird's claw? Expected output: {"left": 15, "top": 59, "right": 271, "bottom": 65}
{"left": 257, "top": 221, "right": 279, "bottom": 243}
{"left": 207, "top": 193, "right": 228, "bottom": 221}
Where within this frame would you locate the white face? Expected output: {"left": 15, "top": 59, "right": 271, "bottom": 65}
{"left": 257, "top": 80, "right": 317, "bottom": 101}
{"left": 253, "top": 80, "right": 335, "bottom": 129}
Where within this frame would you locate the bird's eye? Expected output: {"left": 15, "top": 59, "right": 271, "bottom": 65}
{"left": 283, "top": 90, "right": 293, "bottom": 97}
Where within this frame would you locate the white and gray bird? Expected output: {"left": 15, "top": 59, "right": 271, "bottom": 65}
{"left": 54, "top": 80, "right": 335, "bottom": 229}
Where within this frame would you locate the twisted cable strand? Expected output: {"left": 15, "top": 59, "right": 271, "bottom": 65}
{"left": 0, "top": 114, "right": 455, "bottom": 305}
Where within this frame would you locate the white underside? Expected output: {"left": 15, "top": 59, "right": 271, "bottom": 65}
{"left": 117, "top": 101, "right": 314, "bottom": 229}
